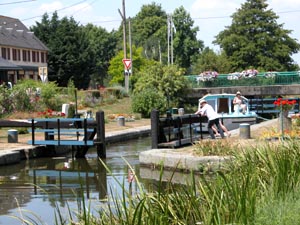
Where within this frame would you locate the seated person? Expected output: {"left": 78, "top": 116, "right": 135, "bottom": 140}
{"left": 233, "top": 91, "right": 247, "bottom": 114}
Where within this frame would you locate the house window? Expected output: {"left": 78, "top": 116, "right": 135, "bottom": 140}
{"left": 36, "top": 51, "right": 39, "bottom": 62}
{"left": 12, "top": 49, "right": 21, "bottom": 61}
{"left": 22, "top": 50, "right": 31, "bottom": 62}
{"left": 1, "top": 47, "right": 10, "bottom": 60}
{"left": 27, "top": 50, "right": 31, "bottom": 62}
{"left": 22, "top": 50, "right": 27, "bottom": 61}
{"left": 32, "top": 51, "right": 36, "bottom": 62}
{"left": 41, "top": 52, "right": 47, "bottom": 63}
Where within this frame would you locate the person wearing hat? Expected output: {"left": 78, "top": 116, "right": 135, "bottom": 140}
{"left": 233, "top": 91, "right": 247, "bottom": 114}
{"left": 195, "top": 99, "right": 225, "bottom": 139}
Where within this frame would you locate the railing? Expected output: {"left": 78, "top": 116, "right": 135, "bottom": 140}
{"left": 249, "top": 98, "right": 300, "bottom": 114}
{"left": 28, "top": 118, "right": 96, "bottom": 146}
{"left": 186, "top": 71, "right": 300, "bottom": 88}
{"left": 151, "top": 110, "right": 207, "bottom": 148}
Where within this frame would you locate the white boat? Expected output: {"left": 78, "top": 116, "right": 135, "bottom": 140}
{"left": 197, "top": 93, "right": 258, "bottom": 131}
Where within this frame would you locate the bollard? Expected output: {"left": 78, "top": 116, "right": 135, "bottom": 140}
{"left": 117, "top": 116, "right": 125, "bottom": 126}
{"left": 62, "top": 104, "right": 70, "bottom": 117}
{"left": 239, "top": 123, "right": 250, "bottom": 139}
{"left": 178, "top": 108, "right": 184, "bottom": 116}
{"left": 8, "top": 129, "right": 18, "bottom": 143}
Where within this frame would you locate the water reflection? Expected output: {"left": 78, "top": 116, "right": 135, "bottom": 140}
{"left": 0, "top": 137, "right": 152, "bottom": 224}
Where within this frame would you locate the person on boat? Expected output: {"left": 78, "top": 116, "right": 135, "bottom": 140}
{"left": 212, "top": 121, "right": 231, "bottom": 137}
{"left": 195, "top": 99, "right": 225, "bottom": 139}
{"left": 233, "top": 91, "right": 247, "bottom": 114}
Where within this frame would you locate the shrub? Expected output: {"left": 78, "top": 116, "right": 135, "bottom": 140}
{"left": 131, "top": 88, "right": 167, "bottom": 118}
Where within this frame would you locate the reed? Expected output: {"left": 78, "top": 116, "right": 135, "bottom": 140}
{"left": 11, "top": 140, "right": 300, "bottom": 225}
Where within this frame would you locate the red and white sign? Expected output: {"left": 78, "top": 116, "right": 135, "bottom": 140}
{"left": 122, "top": 59, "right": 132, "bottom": 70}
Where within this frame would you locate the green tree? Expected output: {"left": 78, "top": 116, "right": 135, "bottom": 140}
{"left": 214, "top": 0, "right": 300, "bottom": 71}
{"left": 192, "top": 47, "right": 232, "bottom": 74}
{"left": 172, "top": 6, "right": 203, "bottom": 71}
{"left": 131, "top": 3, "right": 168, "bottom": 62}
{"left": 83, "top": 24, "right": 118, "bottom": 87}
{"left": 107, "top": 46, "right": 148, "bottom": 87}
{"left": 31, "top": 12, "right": 93, "bottom": 89}
{"left": 133, "top": 63, "right": 187, "bottom": 109}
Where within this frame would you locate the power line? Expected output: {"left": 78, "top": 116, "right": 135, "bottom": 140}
{"left": 21, "top": 0, "right": 89, "bottom": 22}
{"left": 0, "top": 0, "right": 35, "bottom": 6}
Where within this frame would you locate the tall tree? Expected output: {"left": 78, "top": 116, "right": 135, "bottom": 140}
{"left": 172, "top": 6, "right": 203, "bottom": 71}
{"left": 192, "top": 47, "right": 231, "bottom": 74}
{"left": 214, "top": 0, "right": 300, "bottom": 71}
{"left": 83, "top": 24, "right": 117, "bottom": 88}
{"left": 31, "top": 12, "right": 93, "bottom": 89}
{"left": 131, "top": 3, "right": 168, "bottom": 62}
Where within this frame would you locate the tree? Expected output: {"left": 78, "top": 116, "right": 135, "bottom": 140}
{"left": 172, "top": 6, "right": 203, "bottom": 71}
{"left": 107, "top": 46, "right": 149, "bottom": 87}
{"left": 83, "top": 24, "right": 118, "bottom": 88}
{"left": 214, "top": 0, "right": 300, "bottom": 71}
{"left": 131, "top": 3, "right": 168, "bottom": 62}
{"left": 31, "top": 12, "right": 94, "bottom": 89}
{"left": 133, "top": 63, "right": 187, "bottom": 109}
{"left": 192, "top": 47, "right": 232, "bottom": 74}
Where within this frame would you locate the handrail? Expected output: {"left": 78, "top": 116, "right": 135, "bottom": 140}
{"left": 29, "top": 118, "right": 94, "bottom": 146}
{"left": 186, "top": 71, "right": 300, "bottom": 88}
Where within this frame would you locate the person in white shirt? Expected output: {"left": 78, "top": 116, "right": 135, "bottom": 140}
{"left": 195, "top": 99, "right": 225, "bottom": 139}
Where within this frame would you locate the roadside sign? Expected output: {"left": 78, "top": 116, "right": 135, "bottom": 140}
{"left": 38, "top": 66, "right": 48, "bottom": 83}
{"left": 122, "top": 59, "right": 132, "bottom": 70}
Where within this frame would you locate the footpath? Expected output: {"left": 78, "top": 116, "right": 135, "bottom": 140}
{"left": 0, "top": 118, "right": 277, "bottom": 168}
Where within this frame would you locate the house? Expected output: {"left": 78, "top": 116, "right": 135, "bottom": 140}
{"left": 0, "top": 15, "right": 48, "bottom": 86}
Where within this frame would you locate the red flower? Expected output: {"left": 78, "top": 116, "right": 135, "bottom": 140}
{"left": 273, "top": 98, "right": 297, "bottom": 111}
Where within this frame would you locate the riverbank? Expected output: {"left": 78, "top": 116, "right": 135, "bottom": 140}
{"left": 0, "top": 117, "right": 279, "bottom": 167}
{"left": 0, "top": 118, "right": 151, "bottom": 165}
{"left": 139, "top": 118, "right": 279, "bottom": 172}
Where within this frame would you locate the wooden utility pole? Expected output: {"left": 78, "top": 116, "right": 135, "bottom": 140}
{"left": 118, "top": 0, "right": 129, "bottom": 92}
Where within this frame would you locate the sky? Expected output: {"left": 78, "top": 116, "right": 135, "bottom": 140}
{"left": 1, "top": 0, "right": 300, "bottom": 64}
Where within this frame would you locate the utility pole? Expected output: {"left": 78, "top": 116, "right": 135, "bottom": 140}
{"left": 128, "top": 17, "right": 133, "bottom": 77}
{"left": 118, "top": 0, "right": 129, "bottom": 92}
{"left": 167, "top": 14, "right": 173, "bottom": 65}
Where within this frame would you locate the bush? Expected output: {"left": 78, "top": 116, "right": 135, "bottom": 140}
{"left": 131, "top": 88, "right": 167, "bottom": 118}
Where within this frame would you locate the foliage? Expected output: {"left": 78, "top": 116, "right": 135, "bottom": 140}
{"left": 133, "top": 63, "right": 188, "bottom": 109}
{"left": 0, "top": 84, "right": 15, "bottom": 116}
{"left": 192, "top": 47, "right": 232, "bottom": 74}
{"left": 24, "top": 141, "right": 300, "bottom": 225}
{"left": 83, "top": 24, "right": 118, "bottom": 87}
{"left": 108, "top": 46, "right": 148, "bottom": 86}
{"left": 131, "top": 3, "right": 168, "bottom": 62}
{"left": 131, "top": 88, "right": 167, "bottom": 117}
{"left": 172, "top": 6, "right": 203, "bottom": 70}
{"left": 193, "top": 139, "right": 234, "bottom": 156}
{"left": 31, "top": 12, "right": 94, "bottom": 89}
{"left": 214, "top": 0, "right": 300, "bottom": 71}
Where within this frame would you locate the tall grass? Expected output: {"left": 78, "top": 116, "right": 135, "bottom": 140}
{"left": 12, "top": 139, "right": 300, "bottom": 225}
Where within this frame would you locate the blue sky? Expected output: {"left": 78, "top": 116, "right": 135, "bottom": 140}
{"left": 1, "top": 0, "right": 300, "bottom": 64}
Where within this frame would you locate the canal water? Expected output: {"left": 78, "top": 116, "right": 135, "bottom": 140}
{"left": 0, "top": 137, "right": 156, "bottom": 224}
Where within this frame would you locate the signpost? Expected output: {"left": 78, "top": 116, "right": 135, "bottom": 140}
{"left": 122, "top": 59, "right": 131, "bottom": 92}
{"left": 38, "top": 67, "right": 48, "bottom": 83}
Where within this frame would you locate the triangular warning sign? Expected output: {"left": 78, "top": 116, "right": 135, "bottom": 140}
{"left": 122, "top": 59, "right": 132, "bottom": 70}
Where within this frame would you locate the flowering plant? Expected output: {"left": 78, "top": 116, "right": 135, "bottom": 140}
{"left": 273, "top": 98, "right": 296, "bottom": 111}
{"left": 37, "top": 109, "right": 66, "bottom": 118}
